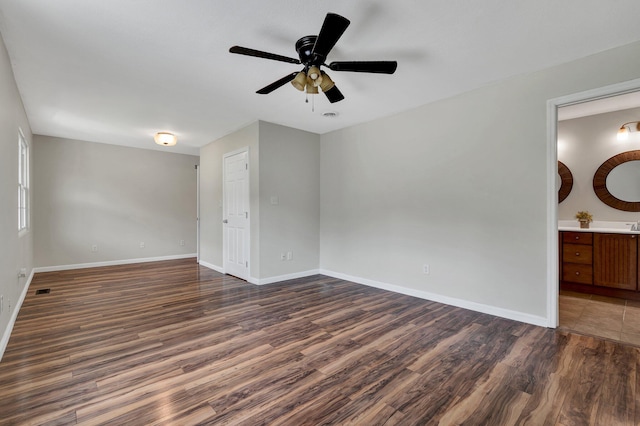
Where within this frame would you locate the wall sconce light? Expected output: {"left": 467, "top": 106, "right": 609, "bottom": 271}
{"left": 617, "top": 121, "right": 640, "bottom": 141}
{"left": 154, "top": 132, "right": 177, "bottom": 146}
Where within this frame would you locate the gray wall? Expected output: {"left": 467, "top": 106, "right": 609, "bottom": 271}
{"left": 0, "top": 33, "right": 33, "bottom": 354}
{"left": 320, "top": 41, "right": 640, "bottom": 321}
{"left": 199, "top": 122, "right": 260, "bottom": 275}
{"left": 33, "top": 136, "right": 198, "bottom": 268}
{"left": 558, "top": 107, "right": 640, "bottom": 221}
{"left": 198, "top": 121, "right": 320, "bottom": 282}
{"left": 258, "top": 122, "right": 320, "bottom": 278}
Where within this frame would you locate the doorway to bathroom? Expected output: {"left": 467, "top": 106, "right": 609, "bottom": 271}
{"left": 553, "top": 83, "right": 640, "bottom": 344}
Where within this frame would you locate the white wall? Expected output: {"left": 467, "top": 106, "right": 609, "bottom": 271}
{"left": 558, "top": 107, "right": 640, "bottom": 221}
{"left": 320, "top": 41, "right": 640, "bottom": 323}
{"left": 0, "top": 32, "right": 33, "bottom": 357}
{"left": 258, "top": 122, "right": 320, "bottom": 279}
{"left": 33, "top": 136, "right": 198, "bottom": 268}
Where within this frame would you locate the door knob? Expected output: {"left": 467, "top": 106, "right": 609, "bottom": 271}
{"left": 223, "top": 219, "right": 228, "bottom": 224}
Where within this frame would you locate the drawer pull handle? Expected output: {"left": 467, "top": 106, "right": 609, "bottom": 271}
{"left": 575, "top": 252, "right": 580, "bottom": 256}
{"left": 576, "top": 272, "right": 580, "bottom": 275}
{"left": 575, "top": 236, "right": 579, "bottom": 240}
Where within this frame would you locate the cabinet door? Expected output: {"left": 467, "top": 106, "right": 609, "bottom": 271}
{"left": 594, "top": 233, "right": 638, "bottom": 290}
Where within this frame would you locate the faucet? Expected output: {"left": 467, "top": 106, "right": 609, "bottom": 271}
{"left": 632, "top": 221, "right": 640, "bottom": 231}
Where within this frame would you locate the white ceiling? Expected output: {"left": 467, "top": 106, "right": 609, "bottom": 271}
{"left": 1, "top": 1, "right": 640, "bottom": 155}
{"left": 558, "top": 91, "right": 640, "bottom": 121}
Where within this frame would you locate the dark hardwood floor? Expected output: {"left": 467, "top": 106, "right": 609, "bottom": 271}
{"left": 1, "top": 258, "right": 639, "bottom": 425}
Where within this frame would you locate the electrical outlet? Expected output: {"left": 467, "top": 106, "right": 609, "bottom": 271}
{"left": 180, "top": 239, "right": 185, "bottom": 246}
{"left": 286, "top": 251, "right": 292, "bottom": 261}
{"left": 280, "top": 253, "right": 286, "bottom": 261}
{"left": 91, "top": 244, "right": 98, "bottom": 252}
{"left": 139, "top": 242, "right": 145, "bottom": 249}
{"left": 423, "top": 264, "right": 430, "bottom": 274}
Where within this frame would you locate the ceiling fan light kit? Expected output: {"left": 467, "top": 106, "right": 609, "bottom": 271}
{"left": 319, "top": 72, "right": 335, "bottom": 91}
{"left": 307, "top": 66, "right": 321, "bottom": 83}
{"left": 306, "top": 84, "right": 319, "bottom": 94}
{"left": 229, "top": 12, "right": 397, "bottom": 106}
{"left": 292, "top": 72, "right": 307, "bottom": 91}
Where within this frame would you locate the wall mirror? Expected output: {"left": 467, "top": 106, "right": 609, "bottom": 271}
{"left": 593, "top": 150, "right": 640, "bottom": 212}
{"left": 607, "top": 160, "right": 640, "bottom": 201}
{"left": 558, "top": 161, "right": 573, "bottom": 203}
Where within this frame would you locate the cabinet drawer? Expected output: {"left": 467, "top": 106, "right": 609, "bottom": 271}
{"left": 562, "top": 244, "right": 593, "bottom": 264}
{"left": 562, "top": 232, "right": 593, "bottom": 245}
{"left": 562, "top": 263, "right": 593, "bottom": 285}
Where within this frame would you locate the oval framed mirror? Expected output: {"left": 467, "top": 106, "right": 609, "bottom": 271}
{"left": 593, "top": 150, "right": 640, "bottom": 212}
{"left": 558, "top": 161, "right": 573, "bottom": 203}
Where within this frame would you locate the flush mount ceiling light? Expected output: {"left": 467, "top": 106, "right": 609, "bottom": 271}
{"left": 154, "top": 132, "right": 177, "bottom": 146}
{"left": 617, "top": 121, "right": 640, "bottom": 141}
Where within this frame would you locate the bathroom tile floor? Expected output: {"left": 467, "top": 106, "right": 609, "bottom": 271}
{"left": 559, "top": 289, "right": 640, "bottom": 345}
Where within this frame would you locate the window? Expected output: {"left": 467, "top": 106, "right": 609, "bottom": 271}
{"left": 18, "top": 129, "right": 28, "bottom": 232}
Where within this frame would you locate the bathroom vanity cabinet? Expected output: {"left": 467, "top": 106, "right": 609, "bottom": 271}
{"left": 560, "top": 230, "right": 639, "bottom": 296}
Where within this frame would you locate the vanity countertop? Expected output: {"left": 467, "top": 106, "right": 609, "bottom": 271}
{"left": 559, "top": 220, "right": 640, "bottom": 235}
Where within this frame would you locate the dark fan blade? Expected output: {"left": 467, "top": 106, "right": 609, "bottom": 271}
{"left": 230, "top": 46, "right": 300, "bottom": 65}
{"left": 328, "top": 61, "right": 397, "bottom": 74}
{"left": 311, "top": 13, "right": 350, "bottom": 59}
{"left": 256, "top": 72, "right": 299, "bottom": 94}
{"left": 323, "top": 85, "right": 344, "bottom": 103}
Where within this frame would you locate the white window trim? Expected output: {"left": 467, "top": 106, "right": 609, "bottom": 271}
{"left": 18, "top": 128, "right": 29, "bottom": 234}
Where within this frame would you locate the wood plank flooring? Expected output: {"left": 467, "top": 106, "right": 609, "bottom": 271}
{"left": 1, "top": 258, "right": 639, "bottom": 425}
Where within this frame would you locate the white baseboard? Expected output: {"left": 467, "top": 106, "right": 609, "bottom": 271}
{"left": 252, "top": 269, "right": 320, "bottom": 285}
{"left": 0, "top": 269, "right": 34, "bottom": 362}
{"left": 28, "top": 256, "right": 547, "bottom": 329}
{"left": 319, "top": 269, "right": 549, "bottom": 327}
{"left": 194, "top": 265, "right": 547, "bottom": 326}
{"left": 198, "top": 260, "right": 224, "bottom": 274}
{"left": 197, "top": 261, "right": 319, "bottom": 286}
{"left": 33, "top": 254, "right": 198, "bottom": 273}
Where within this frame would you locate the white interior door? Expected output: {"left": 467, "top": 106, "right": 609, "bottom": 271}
{"left": 223, "top": 149, "right": 249, "bottom": 280}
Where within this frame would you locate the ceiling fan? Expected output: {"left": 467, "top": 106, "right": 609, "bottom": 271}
{"left": 229, "top": 12, "right": 397, "bottom": 103}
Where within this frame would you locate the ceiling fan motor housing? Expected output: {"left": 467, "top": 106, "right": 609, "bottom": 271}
{"left": 295, "top": 36, "right": 321, "bottom": 67}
